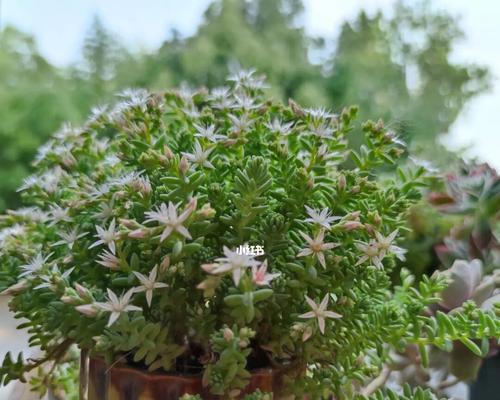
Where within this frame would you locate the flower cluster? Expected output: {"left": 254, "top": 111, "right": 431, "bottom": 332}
{"left": 0, "top": 71, "right": 496, "bottom": 398}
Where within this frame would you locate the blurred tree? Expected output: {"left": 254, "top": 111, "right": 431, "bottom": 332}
{"left": 0, "top": 27, "right": 79, "bottom": 210}
{"left": 151, "top": 0, "right": 329, "bottom": 105}
{"left": 328, "top": 1, "right": 490, "bottom": 147}
{"left": 72, "top": 15, "right": 125, "bottom": 111}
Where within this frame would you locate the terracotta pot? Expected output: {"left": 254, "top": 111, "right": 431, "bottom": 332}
{"left": 85, "top": 357, "right": 275, "bottom": 399}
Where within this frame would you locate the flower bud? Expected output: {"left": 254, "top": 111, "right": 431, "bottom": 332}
{"left": 201, "top": 263, "right": 218, "bottom": 273}
{"left": 61, "top": 295, "right": 77, "bottom": 304}
{"left": 302, "top": 326, "right": 313, "bottom": 342}
{"left": 163, "top": 145, "right": 174, "bottom": 160}
{"left": 160, "top": 256, "right": 171, "bottom": 272}
{"left": 199, "top": 203, "right": 216, "bottom": 218}
{"left": 1, "top": 280, "right": 28, "bottom": 296}
{"left": 342, "top": 221, "right": 363, "bottom": 231}
{"left": 75, "top": 283, "right": 91, "bottom": 298}
{"left": 179, "top": 156, "right": 189, "bottom": 175}
{"left": 120, "top": 218, "right": 139, "bottom": 229}
{"left": 338, "top": 174, "right": 346, "bottom": 190}
{"left": 223, "top": 328, "right": 234, "bottom": 342}
{"left": 75, "top": 304, "right": 98, "bottom": 317}
{"left": 129, "top": 229, "right": 149, "bottom": 239}
{"left": 364, "top": 224, "right": 375, "bottom": 235}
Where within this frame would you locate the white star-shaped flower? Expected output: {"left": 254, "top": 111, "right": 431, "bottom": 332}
{"left": 47, "top": 205, "right": 72, "bottom": 226}
{"left": 144, "top": 199, "right": 196, "bottom": 242}
{"left": 202, "top": 246, "right": 260, "bottom": 286}
{"left": 355, "top": 240, "right": 384, "bottom": 269}
{"left": 96, "top": 250, "right": 121, "bottom": 270}
{"left": 94, "top": 288, "right": 142, "bottom": 327}
{"left": 299, "top": 294, "right": 342, "bottom": 334}
{"left": 265, "top": 118, "right": 294, "bottom": 136}
{"left": 228, "top": 113, "right": 255, "bottom": 135}
{"left": 251, "top": 260, "right": 280, "bottom": 286}
{"left": 374, "top": 229, "right": 407, "bottom": 261}
{"left": 89, "top": 219, "right": 120, "bottom": 254}
{"left": 182, "top": 141, "right": 214, "bottom": 169}
{"left": 304, "top": 206, "right": 341, "bottom": 229}
{"left": 34, "top": 265, "right": 74, "bottom": 290}
{"left": 227, "top": 68, "right": 268, "bottom": 90}
{"left": 308, "top": 122, "right": 334, "bottom": 139}
{"left": 19, "top": 252, "right": 53, "bottom": 278}
{"left": 132, "top": 265, "right": 169, "bottom": 307}
{"left": 52, "top": 228, "right": 87, "bottom": 250}
{"left": 297, "top": 230, "right": 339, "bottom": 268}
{"left": 194, "top": 123, "right": 227, "bottom": 143}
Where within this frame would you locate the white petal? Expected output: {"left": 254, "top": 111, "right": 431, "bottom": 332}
{"left": 318, "top": 317, "right": 326, "bottom": 334}
{"left": 304, "top": 295, "right": 317, "bottom": 310}
{"left": 107, "top": 289, "right": 119, "bottom": 305}
{"left": 298, "top": 248, "right": 313, "bottom": 257}
{"left": 317, "top": 252, "right": 326, "bottom": 268}
{"left": 175, "top": 225, "right": 192, "bottom": 240}
{"left": 324, "top": 311, "right": 342, "bottom": 319}
{"left": 319, "top": 294, "right": 329, "bottom": 311}
{"left": 107, "top": 312, "right": 120, "bottom": 327}
{"left": 146, "top": 290, "right": 153, "bottom": 307}
{"left": 160, "top": 226, "right": 173, "bottom": 242}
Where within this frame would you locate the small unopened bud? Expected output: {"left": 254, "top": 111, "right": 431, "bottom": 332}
{"left": 129, "top": 229, "right": 148, "bottom": 239}
{"left": 187, "top": 197, "right": 198, "bottom": 212}
{"left": 338, "top": 174, "right": 346, "bottom": 190}
{"left": 120, "top": 218, "right": 139, "bottom": 229}
{"left": 163, "top": 145, "right": 174, "bottom": 160}
{"left": 61, "top": 295, "right": 77, "bottom": 304}
{"left": 223, "top": 328, "right": 234, "bottom": 342}
{"left": 179, "top": 156, "right": 189, "bottom": 175}
{"left": 132, "top": 177, "right": 152, "bottom": 195}
{"left": 160, "top": 256, "right": 171, "bottom": 272}
{"left": 351, "top": 185, "right": 360, "bottom": 194}
{"left": 347, "top": 211, "right": 361, "bottom": 220}
{"left": 289, "top": 98, "right": 305, "bottom": 117}
{"left": 307, "top": 177, "right": 315, "bottom": 189}
{"left": 223, "top": 138, "right": 238, "bottom": 147}
{"left": 75, "top": 283, "right": 91, "bottom": 298}
{"left": 199, "top": 203, "right": 216, "bottom": 218}
{"left": 365, "top": 224, "right": 375, "bottom": 235}
{"left": 302, "top": 326, "right": 313, "bottom": 342}
{"left": 342, "top": 221, "right": 363, "bottom": 231}
{"left": 201, "top": 263, "right": 218, "bottom": 273}
{"left": 1, "top": 280, "right": 28, "bottom": 296}
{"left": 75, "top": 304, "right": 98, "bottom": 317}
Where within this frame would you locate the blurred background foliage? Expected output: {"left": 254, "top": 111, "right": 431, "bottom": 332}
{"left": 0, "top": 0, "right": 491, "bottom": 211}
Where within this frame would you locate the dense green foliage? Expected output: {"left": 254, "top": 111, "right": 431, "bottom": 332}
{"left": 0, "top": 72, "right": 498, "bottom": 398}
{"left": 0, "top": 0, "right": 489, "bottom": 210}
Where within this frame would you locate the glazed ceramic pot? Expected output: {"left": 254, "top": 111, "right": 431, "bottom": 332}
{"left": 85, "top": 357, "right": 275, "bottom": 400}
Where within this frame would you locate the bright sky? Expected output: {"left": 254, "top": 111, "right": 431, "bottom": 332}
{"left": 2, "top": 0, "right": 499, "bottom": 168}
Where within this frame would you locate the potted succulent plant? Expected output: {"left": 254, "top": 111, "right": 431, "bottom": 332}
{"left": 428, "top": 163, "right": 500, "bottom": 399}
{"left": 0, "top": 71, "right": 498, "bottom": 399}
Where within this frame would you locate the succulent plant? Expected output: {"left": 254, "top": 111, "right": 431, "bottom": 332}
{"left": 0, "top": 72, "right": 498, "bottom": 399}
{"left": 392, "top": 163, "right": 500, "bottom": 390}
